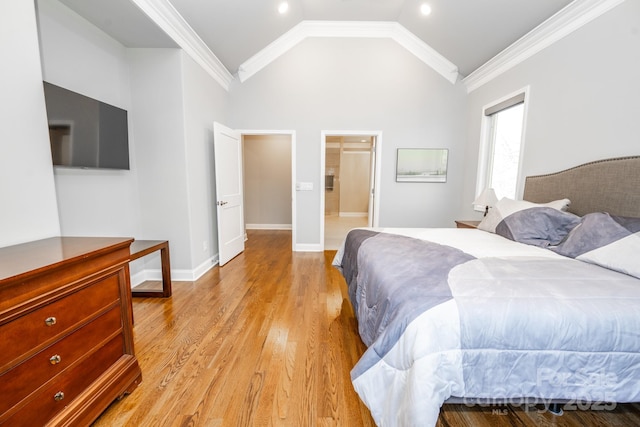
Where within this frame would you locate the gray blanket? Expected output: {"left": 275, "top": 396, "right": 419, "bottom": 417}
{"left": 336, "top": 229, "right": 475, "bottom": 377}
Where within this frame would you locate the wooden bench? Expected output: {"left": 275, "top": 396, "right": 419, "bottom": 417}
{"left": 130, "top": 240, "right": 172, "bottom": 298}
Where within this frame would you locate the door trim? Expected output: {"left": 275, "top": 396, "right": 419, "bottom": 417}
{"left": 320, "top": 130, "right": 382, "bottom": 250}
{"left": 238, "top": 129, "right": 297, "bottom": 252}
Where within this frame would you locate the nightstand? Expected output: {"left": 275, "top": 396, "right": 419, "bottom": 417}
{"left": 455, "top": 220, "right": 481, "bottom": 229}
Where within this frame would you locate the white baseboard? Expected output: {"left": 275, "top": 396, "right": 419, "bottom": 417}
{"left": 130, "top": 270, "right": 148, "bottom": 288}
{"left": 130, "top": 253, "right": 219, "bottom": 287}
{"left": 245, "top": 223, "right": 292, "bottom": 230}
{"left": 339, "top": 212, "right": 368, "bottom": 217}
{"left": 188, "top": 254, "right": 219, "bottom": 281}
{"left": 294, "top": 243, "right": 323, "bottom": 252}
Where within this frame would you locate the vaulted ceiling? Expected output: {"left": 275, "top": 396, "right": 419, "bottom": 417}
{"left": 56, "top": 0, "right": 587, "bottom": 85}
{"left": 167, "top": 0, "right": 573, "bottom": 77}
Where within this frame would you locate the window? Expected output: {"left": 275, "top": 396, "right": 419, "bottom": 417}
{"left": 477, "top": 90, "right": 527, "bottom": 203}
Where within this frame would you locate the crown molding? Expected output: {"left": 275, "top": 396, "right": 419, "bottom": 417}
{"left": 131, "top": 0, "right": 234, "bottom": 91}
{"left": 463, "top": 0, "right": 626, "bottom": 93}
{"left": 237, "top": 21, "right": 459, "bottom": 84}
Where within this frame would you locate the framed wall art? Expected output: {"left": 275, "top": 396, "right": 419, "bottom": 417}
{"left": 396, "top": 148, "right": 448, "bottom": 183}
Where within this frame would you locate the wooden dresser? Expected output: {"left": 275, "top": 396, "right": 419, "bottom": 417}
{"left": 0, "top": 237, "right": 142, "bottom": 426}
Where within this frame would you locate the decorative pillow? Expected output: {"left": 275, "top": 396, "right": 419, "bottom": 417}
{"left": 495, "top": 207, "right": 580, "bottom": 247}
{"left": 552, "top": 212, "right": 640, "bottom": 279}
{"left": 478, "top": 197, "right": 572, "bottom": 234}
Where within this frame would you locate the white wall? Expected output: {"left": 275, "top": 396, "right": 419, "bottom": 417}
{"left": 129, "top": 49, "right": 231, "bottom": 277}
{"left": 128, "top": 49, "right": 191, "bottom": 274}
{"left": 230, "top": 37, "right": 468, "bottom": 245}
{"left": 0, "top": 0, "right": 60, "bottom": 247}
{"left": 37, "top": 0, "right": 232, "bottom": 278}
{"left": 38, "top": 0, "right": 142, "bottom": 239}
{"left": 8, "top": 0, "right": 635, "bottom": 258}
{"left": 461, "top": 1, "right": 640, "bottom": 219}
{"left": 181, "top": 52, "right": 230, "bottom": 273}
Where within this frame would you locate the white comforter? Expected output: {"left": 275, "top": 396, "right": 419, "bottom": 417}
{"left": 334, "top": 228, "right": 640, "bottom": 427}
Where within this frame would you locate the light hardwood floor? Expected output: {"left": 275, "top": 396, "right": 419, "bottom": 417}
{"left": 94, "top": 230, "right": 640, "bottom": 426}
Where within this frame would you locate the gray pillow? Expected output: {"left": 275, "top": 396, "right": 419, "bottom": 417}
{"left": 552, "top": 212, "right": 640, "bottom": 278}
{"left": 495, "top": 207, "right": 580, "bottom": 247}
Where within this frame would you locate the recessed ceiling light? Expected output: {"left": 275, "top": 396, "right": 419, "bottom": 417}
{"left": 278, "top": 2, "right": 289, "bottom": 14}
{"left": 420, "top": 3, "right": 432, "bottom": 16}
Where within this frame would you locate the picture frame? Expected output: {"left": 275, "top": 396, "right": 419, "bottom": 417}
{"left": 396, "top": 148, "right": 448, "bottom": 183}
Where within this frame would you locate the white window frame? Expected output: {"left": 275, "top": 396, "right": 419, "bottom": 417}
{"left": 475, "top": 86, "right": 530, "bottom": 210}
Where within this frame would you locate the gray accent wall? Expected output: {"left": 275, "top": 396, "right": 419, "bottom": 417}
{"left": 229, "top": 37, "right": 468, "bottom": 245}
{"left": 461, "top": 0, "right": 640, "bottom": 220}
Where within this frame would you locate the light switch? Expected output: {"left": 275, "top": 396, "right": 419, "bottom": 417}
{"left": 296, "top": 182, "right": 313, "bottom": 191}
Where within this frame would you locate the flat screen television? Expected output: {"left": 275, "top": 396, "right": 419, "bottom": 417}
{"left": 43, "top": 81, "right": 130, "bottom": 170}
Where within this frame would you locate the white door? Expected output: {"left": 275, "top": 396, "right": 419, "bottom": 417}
{"left": 213, "top": 122, "right": 244, "bottom": 266}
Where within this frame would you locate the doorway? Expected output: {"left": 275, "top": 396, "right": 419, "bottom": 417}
{"left": 321, "top": 131, "right": 381, "bottom": 250}
{"left": 240, "top": 131, "right": 296, "bottom": 251}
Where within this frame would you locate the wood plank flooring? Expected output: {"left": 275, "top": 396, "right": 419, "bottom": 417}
{"left": 94, "top": 230, "right": 640, "bottom": 426}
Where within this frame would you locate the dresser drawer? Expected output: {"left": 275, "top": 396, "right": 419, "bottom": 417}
{"left": 0, "top": 307, "right": 122, "bottom": 415}
{"left": 0, "top": 237, "right": 140, "bottom": 427}
{"left": 1, "top": 335, "right": 125, "bottom": 426}
{"left": 1, "top": 273, "right": 121, "bottom": 372}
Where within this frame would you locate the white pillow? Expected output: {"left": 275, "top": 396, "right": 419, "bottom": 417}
{"left": 478, "top": 197, "right": 571, "bottom": 233}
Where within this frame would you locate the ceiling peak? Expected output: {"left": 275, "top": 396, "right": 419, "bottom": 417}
{"left": 237, "top": 21, "right": 459, "bottom": 84}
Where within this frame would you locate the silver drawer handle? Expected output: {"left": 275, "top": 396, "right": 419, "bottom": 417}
{"left": 54, "top": 391, "right": 65, "bottom": 402}
{"left": 49, "top": 354, "right": 62, "bottom": 365}
{"left": 44, "top": 317, "right": 57, "bottom": 326}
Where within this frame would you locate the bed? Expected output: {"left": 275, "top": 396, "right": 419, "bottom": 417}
{"left": 333, "top": 156, "right": 640, "bottom": 427}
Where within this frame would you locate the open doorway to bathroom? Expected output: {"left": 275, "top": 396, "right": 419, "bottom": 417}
{"left": 321, "top": 132, "right": 381, "bottom": 250}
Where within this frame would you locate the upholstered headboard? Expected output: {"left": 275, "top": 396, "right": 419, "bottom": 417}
{"left": 523, "top": 156, "right": 640, "bottom": 217}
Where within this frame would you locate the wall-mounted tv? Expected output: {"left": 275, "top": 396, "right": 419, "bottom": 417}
{"left": 43, "top": 81, "right": 130, "bottom": 170}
